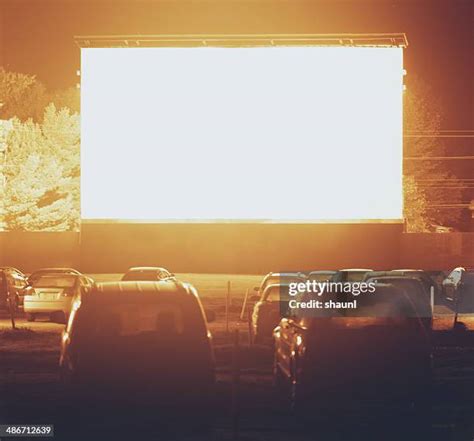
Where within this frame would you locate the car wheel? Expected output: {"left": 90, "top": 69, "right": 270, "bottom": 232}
{"left": 26, "top": 313, "right": 36, "bottom": 322}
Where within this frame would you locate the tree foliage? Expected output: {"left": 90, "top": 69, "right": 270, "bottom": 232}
{"left": 403, "top": 76, "right": 463, "bottom": 230}
{"left": 2, "top": 105, "right": 80, "bottom": 231}
{"left": 0, "top": 68, "right": 48, "bottom": 122}
{"left": 403, "top": 175, "right": 430, "bottom": 232}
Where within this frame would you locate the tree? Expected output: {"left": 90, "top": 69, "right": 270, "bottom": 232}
{"left": 403, "top": 175, "right": 430, "bottom": 232}
{"left": 0, "top": 68, "right": 48, "bottom": 122}
{"left": 404, "top": 76, "right": 463, "bottom": 230}
{"left": 2, "top": 104, "right": 80, "bottom": 231}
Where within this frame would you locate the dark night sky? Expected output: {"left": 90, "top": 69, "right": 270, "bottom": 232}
{"left": 0, "top": 0, "right": 472, "bottom": 128}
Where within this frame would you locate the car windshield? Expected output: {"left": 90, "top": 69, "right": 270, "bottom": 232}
{"left": 100, "top": 303, "right": 185, "bottom": 336}
{"left": 33, "top": 275, "right": 76, "bottom": 289}
{"left": 265, "top": 285, "right": 290, "bottom": 302}
{"left": 122, "top": 270, "right": 164, "bottom": 281}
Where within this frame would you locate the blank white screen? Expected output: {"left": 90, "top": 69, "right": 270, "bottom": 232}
{"left": 81, "top": 46, "right": 403, "bottom": 220}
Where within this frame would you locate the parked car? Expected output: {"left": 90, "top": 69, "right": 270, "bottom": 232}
{"left": 392, "top": 269, "right": 441, "bottom": 285}
{"left": 121, "top": 266, "right": 175, "bottom": 281}
{"left": 28, "top": 267, "right": 82, "bottom": 285}
{"left": 24, "top": 273, "right": 93, "bottom": 322}
{"left": 364, "top": 270, "right": 438, "bottom": 299}
{"left": 330, "top": 268, "right": 372, "bottom": 283}
{"left": 443, "top": 267, "right": 474, "bottom": 310}
{"left": 59, "top": 280, "right": 215, "bottom": 409}
{"left": 391, "top": 269, "right": 440, "bottom": 295}
{"left": 363, "top": 275, "right": 433, "bottom": 329}
{"left": 251, "top": 283, "right": 291, "bottom": 344}
{"left": 253, "top": 272, "right": 306, "bottom": 297}
{"left": 273, "top": 283, "right": 432, "bottom": 415}
{"left": 307, "top": 270, "right": 336, "bottom": 282}
{"left": 0, "top": 267, "right": 32, "bottom": 310}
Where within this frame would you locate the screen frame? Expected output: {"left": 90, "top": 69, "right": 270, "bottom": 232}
{"left": 77, "top": 34, "right": 407, "bottom": 224}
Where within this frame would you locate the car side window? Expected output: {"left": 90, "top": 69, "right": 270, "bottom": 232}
{"left": 11, "top": 274, "right": 22, "bottom": 288}
{"left": 158, "top": 271, "right": 169, "bottom": 280}
{"left": 79, "top": 277, "right": 92, "bottom": 294}
{"left": 18, "top": 276, "right": 29, "bottom": 289}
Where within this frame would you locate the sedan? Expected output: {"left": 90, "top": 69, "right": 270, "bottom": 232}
{"left": 24, "top": 274, "right": 93, "bottom": 322}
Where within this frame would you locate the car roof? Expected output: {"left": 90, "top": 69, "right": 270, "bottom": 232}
{"left": 365, "top": 275, "right": 426, "bottom": 285}
{"left": 34, "top": 273, "right": 79, "bottom": 279}
{"left": 365, "top": 270, "right": 431, "bottom": 279}
{"left": 265, "top": 272, "right": 306, "bottom": 278}
{"left": 0, "top": 267, "right": 24, "bottom": 274}
{"left": 126, "top": 267, "right": 168, "bottom": 272}
{"left": 263, "top": 282, "right": 292, "bottom": 293}
{"left": 339, "top": 269, "right": 373, "bottom": 272}
{"left": 92, "top": 280, "right": 192, "bottom": 297}
{"left": 30, "top": 267, "right": 81, "bottom": 274}
{"left": 392, "top": 269, "right": 423, "bottom": 272}
{"left": 308, "top": 270, "right": 336, "bottom": 275}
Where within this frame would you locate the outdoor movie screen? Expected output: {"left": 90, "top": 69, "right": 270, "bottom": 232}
{"left": 81, "top": 46, "right": 403, "bottom": 221}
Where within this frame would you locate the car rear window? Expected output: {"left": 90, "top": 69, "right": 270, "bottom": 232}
{"left": 33, "top": 275, "right": 76, "bottom": 288}
{"left": 308, "top": 273, "right": 334, "bottom": 282}
{"left": 345, "top": 272, "right": 368, "bottom": 282}
{"left": 76, "top": 295, "right": 206, "bottom": 339}
{"left": 100, "top": 303, "right": 184, "bottom": 336}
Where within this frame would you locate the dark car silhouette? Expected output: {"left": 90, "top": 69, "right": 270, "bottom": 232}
{"left": 273, "top": 282, "right": 432, "bottom": 425}
{"left": 364, "top": 270, "right": 440, "bottom": 302}
{"left": 60, "top": 280, "right": 215, "bottom": 410}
